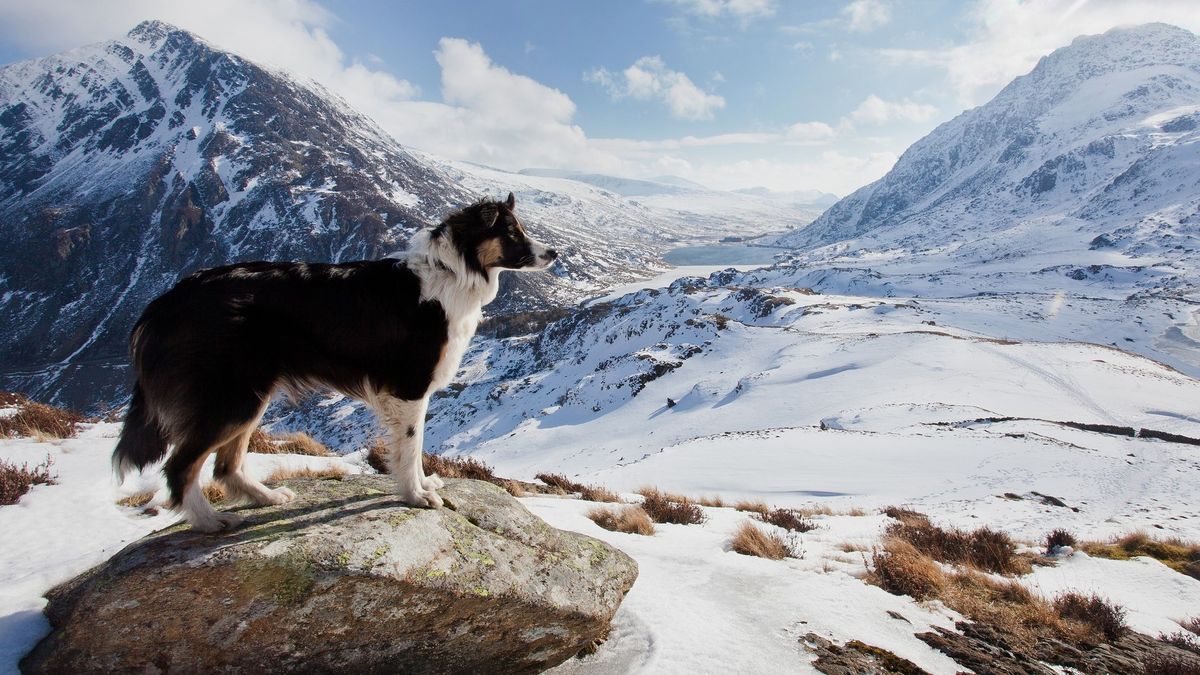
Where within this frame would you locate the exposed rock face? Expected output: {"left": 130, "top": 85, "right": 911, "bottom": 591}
{"left": 21, "top": 477, "right": 638, "bottom": 674}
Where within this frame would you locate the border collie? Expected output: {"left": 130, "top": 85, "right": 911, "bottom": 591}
{"left": 113, "top": 193, "right": 556, "bottom": 532}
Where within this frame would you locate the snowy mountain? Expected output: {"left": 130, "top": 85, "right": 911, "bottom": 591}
{"left": 0, "top": 21, "right": 767, "bottom": 410}
{"left": 777, "top": 23, "right": 1200, "bottom": 296}
{"left": 264, "top": 24, "right": 1200, "bottom": 533}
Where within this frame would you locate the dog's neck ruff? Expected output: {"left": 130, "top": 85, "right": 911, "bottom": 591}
{"left": 405, "top": 229, "right": 498, "bottom": 323}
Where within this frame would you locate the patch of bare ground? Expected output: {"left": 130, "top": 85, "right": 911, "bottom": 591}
{"left": 803, "top": 633, "right": 928, "bottom": 674}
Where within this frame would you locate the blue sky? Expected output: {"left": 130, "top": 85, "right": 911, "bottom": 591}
{"left": 1, "top": 1, "right": 1198, "bottom": 195}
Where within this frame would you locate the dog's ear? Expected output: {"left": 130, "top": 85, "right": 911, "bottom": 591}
{"left": 480, "top": 202, "right": 500, "bottom": 228}
{"left": 505, "top": 192, "right": 516, "bottom": 209}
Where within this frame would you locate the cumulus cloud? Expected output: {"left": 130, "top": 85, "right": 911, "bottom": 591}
{"left": 877, "top": 0, "right": 1200, "bottom": 104}
{"left": 586, "top": 56, "right": 726, "bottom": 121}
{"left": 847, "top": 95, "right": 938, "bottom": 125}
{"left": 842, "top": 0, "right": 891, "bottom": 32}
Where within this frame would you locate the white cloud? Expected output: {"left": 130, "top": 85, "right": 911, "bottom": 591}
{"left": 587, "top": 56, "right": 726, "bottom": 120}
{"left": 877, "top": 0, "right": 1200, "bottom": 104}
{"left": 660, "top": 0, "right": 776, "bottom": 20}
{"left": 848, "top": 95, "right": 937, "bottom": 125}
{"left": 842, "top": 0, "right": 891, "bottom": 32}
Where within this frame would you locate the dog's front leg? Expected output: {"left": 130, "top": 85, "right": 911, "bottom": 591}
{"left": 372, "top": 394, "right": 443, "bottom": 508}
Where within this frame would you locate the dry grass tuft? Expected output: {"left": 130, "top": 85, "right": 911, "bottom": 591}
{"left": 0, "top": 397, "right": 85, "bottom": 440}
{"left": 840, "top": 541, "right": 868, "bottom": 553}
{"left": 697, "top": 495, "right": 725, "bottom": 508}
{"left": 868, "top": 533, "right": 1127, "bottom": 650}
{"left": 0, "top": 455, "right": 57, "bottom": 505}
{"left": 868, "top": 538, "right": 945, "bottom": 600}
{"left": 368, "top": 442, "right": 527, "bottom": 497}
{"left": 117, "top": 490, "right": 156, "bottom": 508}
{"left": 1046, "top": 528, "right": 1077, "bottom": 554}
{"left": 733, "top": 499, "right": 770, "bottom": 515}
{"left": 1182, "top": 617, "right": 1200, "bottom": 636}
{"left": 1083, "top": 532, "right": 1200, "bottom": 580}
{"left": 885, "top": 510, "right": 1028, "bottom": 575}
{"left": 248, "top": 430, "right": 333, "bottom": 456}
{"left": 265, "top": 464, "right": 349, "bottom": 483}
{"left": 587, "top": 506, "right": 656, "bottom": 535}
{"left": 730, "top": 522, "right": 794, "bottom": 560}
{"left": 1143, "top": 653, "right": 1200, "bottom": 675}
{"left": 637, "top": 486, "right": 705, "bottom": 525}
{"left": 1053, "top": 592, "right": 1127, "bottom": 641}
{"left": 534, "top": 472, "right": 623, "bottom": 503}
{"left": 202, "top": 482, "right": 227, "bottom": 502}
{"left": 759, "top": 507, "right": 817, "bottom": 533}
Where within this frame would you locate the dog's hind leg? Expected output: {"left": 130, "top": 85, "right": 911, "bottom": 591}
{"left": 371, "top": 394, "right": 442, "bottom": 508}
{"left": 215, "top": 428, "right": 297, "bottom": 507}
{"left": 214, "top": 397, "right": 296, "bottom": 507}
{"left": 166, "top": 436, "right": 244, "bottom": 533}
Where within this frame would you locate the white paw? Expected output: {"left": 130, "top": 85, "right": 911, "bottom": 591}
{"left": 397, "top": 482, "right": 444, "bottom": 509}
{"left": 261, "top": 486, "right": 297, "bottom": 505}
{"left": 190, "top": 511, "right": 245, "bottom": 533}
{"left": 422, "top": 473, "right": 445, "bottom": 490}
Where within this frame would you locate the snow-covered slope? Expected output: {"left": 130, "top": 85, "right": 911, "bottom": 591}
{"left": 777, "top": 22, "right": 1200, "bottom": 295}
{"left": 0, "top": 21, "right": 771, "bottom": 411}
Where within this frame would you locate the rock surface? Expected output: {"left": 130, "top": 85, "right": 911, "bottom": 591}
{"left": 21, "top": 476, "right": 638, "bottom": 674}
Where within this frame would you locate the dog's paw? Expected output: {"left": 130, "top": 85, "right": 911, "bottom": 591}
{"left": 190, "top": 511, "right": 244, "bottom": 533}
{"left": 261, "top": 486, "right": 297, "bottom": 505}
{"left": 397, "top": 482, "right": 444, "bottom": 509}
{"left": 422, "top": 473, "right": 445, "bottom": 490}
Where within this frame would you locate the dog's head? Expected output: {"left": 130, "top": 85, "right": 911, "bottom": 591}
{"left": 434, "top": 192, "right": 557, "bottom": 278}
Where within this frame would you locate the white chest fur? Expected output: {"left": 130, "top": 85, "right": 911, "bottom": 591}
{"left": 429, "top": 311, "right": 480, "bottom": 393}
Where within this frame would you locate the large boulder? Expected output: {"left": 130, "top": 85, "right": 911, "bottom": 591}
{"left": 22, "top": 477, "right": 637, "bottom": 674}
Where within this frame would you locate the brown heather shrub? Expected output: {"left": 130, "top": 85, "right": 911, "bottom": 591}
{"left": 885, "top": 514, "right": 1028, "bottom": 575}
{"left": 587, "top": 506, "right": 655, "bottom": 535}
{"left": 1143, "top": 653, "right": 1200, "bottom": 675}
{"left": 117, "top": 490, "right": 156, "bottom": 508}
{"left": 730, "top": 522, "right": 794, "bottom": 560}
{"left": 1083, "top": 532, "right": 1200, "bottom": 580}
{"left": 883, "top": 506, "right": 929, "bottom": 526}
{"left": 368, "top": 443, "right": 527, "bottom": 497}
{"left": 1182, "top": 617, "right": 1200, "bottom": 636}
{"left": 868, "top": 538, "right": 945, "bottom": 600}
{"left": 0, "top": 398, "right": 85, "bottom": 439}
{"left": 733, "top": 499, "right": 770, "bottom": 515}
{"left": 1046, "top": 528, "right": 1077, "bottom": 554}
{"left": 1160, "top": 631, "right": 1200, "bottom": 656}
{"left": 247, "top": 430, "right": 333, "bottom": 456}
{"left": 868, "top": 536, "right": 1121, "bottom": 650}
{"left": 637, "top": 486, "right": 705, "bottom": 525}
{"left": 202, "top": 482, "right": 227, "bottom": 502}
{"left": 534, "top": 472, "right": 623, "bottom": 503}
{"left": 759, "top": 507, "right": 817, "bottom": 533}
{"left": 1053, "top": 592, "right": 1127, "bottom": 641}
{"left": 265, "top": 464, "right": 349, "bottom": 483}
{"left": 0, "top": 455, "right": 57, "bottom": 505}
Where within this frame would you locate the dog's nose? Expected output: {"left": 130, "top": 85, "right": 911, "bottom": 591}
{"left": 544, "top": 249, "right": 558, "bottom": 260}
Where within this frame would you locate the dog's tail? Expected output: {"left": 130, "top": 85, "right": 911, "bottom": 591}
{"left": 112, "top": 383, "right": 168, "bottom": 480}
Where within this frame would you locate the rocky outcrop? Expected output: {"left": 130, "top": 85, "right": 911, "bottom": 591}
{"left": 22, "top": 477, "right": 638, "bottom": 674}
